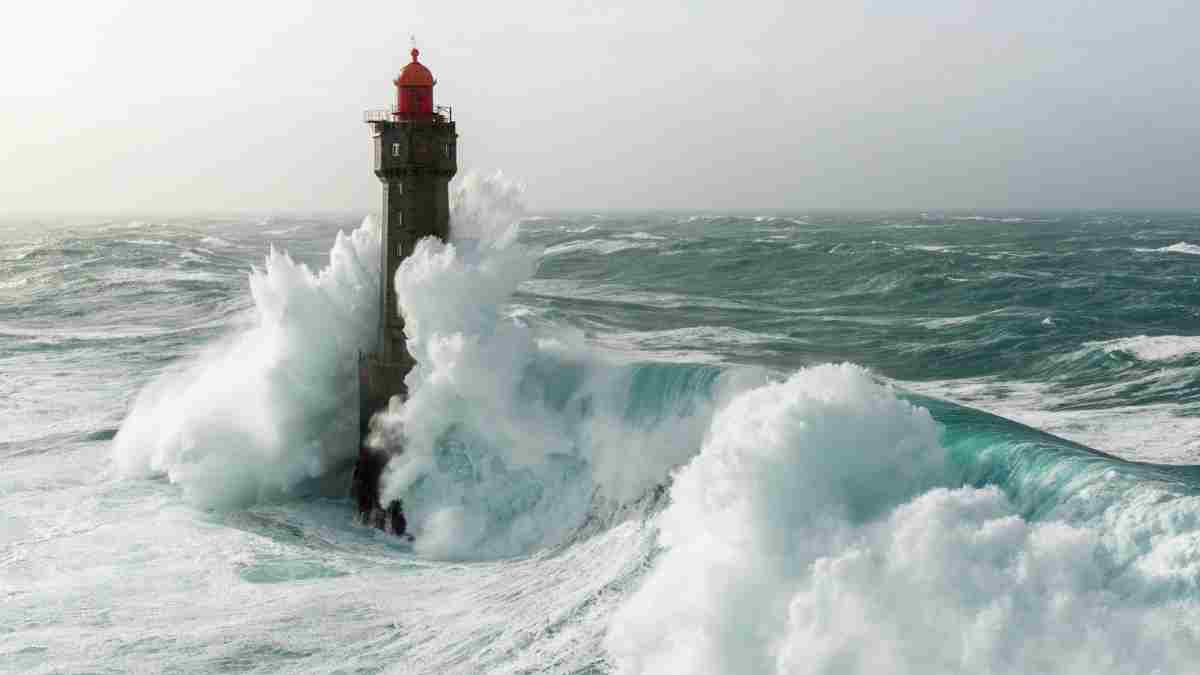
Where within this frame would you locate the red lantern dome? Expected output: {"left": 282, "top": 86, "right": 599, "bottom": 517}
{"left": 396, "top": 48, "right": 435, "bottom": 87}
{"left": 394, "top": 48, "right": 435, "bottom": 119}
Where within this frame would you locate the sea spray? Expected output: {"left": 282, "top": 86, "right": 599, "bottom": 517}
{"left": 606, "top": 364, "right": 1200, "bottom": 675}
{"left": 111, "top": 172, "right": 750, "bottom": 560}
{"left": 109, "top": 172, "right": 521, "bottom": 510}
{"left": 448, "top": 170, "right": 527, "bottom": 245}
{"left": 112, "top": 221, "right": 380, "bottom": 507}
{"left": 21, "top": 208, "right": 1200, "bottom": 672}
{"left": 374, "top": 221, "right": 758, "bottom": 559}
{"left": 605, "top": 364, "right": 944, "bottom": 674}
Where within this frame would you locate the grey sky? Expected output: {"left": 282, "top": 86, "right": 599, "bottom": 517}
{"left": 2, "top": 0, "right": 1197, "bottom": 213}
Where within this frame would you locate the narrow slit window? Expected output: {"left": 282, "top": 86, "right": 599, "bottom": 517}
{"left": 392, "top": 143, "right": 400, "bottom": 157}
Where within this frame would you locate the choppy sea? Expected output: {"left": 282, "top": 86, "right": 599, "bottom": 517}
{"left": 6, "top": 176, "right": 1200, "bottom": 673}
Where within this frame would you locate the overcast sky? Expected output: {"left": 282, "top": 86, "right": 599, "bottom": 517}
{"left": 2, "top": 0, "right": 1198, "bottom": 213}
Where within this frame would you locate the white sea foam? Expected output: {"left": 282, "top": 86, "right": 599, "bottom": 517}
{"left": 97, "top": 220, "right": 155, "bottom": 231}
{"left": 105, "top": 183, "right": 527, "bottom": 513}
{"left": 543, "top": 239, "right": 654, "bottom": 257}
{"left": 520, "top": 278, "right": 754, "bottom": 312}
{"left": 1154, "top": 242, "right": 1200, "bottom": 255}
{"left": 261, "top": 227, "right": 301, "bottom": 236}
{"left": 900, "top": 375, "right": 1200, "bottom": 463}
{"left": 102, "top": 267, "right": 224, "bottom": 285}
{"left": 918, "top": 309, "right": 1004, "bottom": 329}
{"left": 0, "top": 276, "right": 30, "bottom": 290}
{"left": 1086, "top": 334, "right": 1200, "bottom": 362}
{"left": 373, "top": 199, "right": 758, "bottom": 558}
{"left": 112, "top": 222, "right": 381, "bottom": 508}
{"left": 609, "top": 365, "right": 1200, "bottom": 674}
{"left": 606, "top": 365, "right": 945, "bottom": 672}
{"left": 955, "top": 215, "right": 1027, "bottom": 223}
{"left": 108, "top": 171, "right": 748, "bottom": 560}
{"left": 592, "top": 325, "right": 801, "bottom": 365}
{"left": 623, "top": 231, "right": 667, "bottom": 240}
{"left": 598, "top": 326, "right": 803, "bottom": 361}
{"left": 0, "top": 244, "right": 39, "bottom": 261}
{"left": 448, "top": 170, "right": 526, "bottom": 244}
{"left": 122, "top": 239, "right": 174, "bottom": 247}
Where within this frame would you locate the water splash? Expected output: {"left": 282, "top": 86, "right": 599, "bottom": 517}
{"left": 374, "top": 192, "right": 756, "bottom": 558}
{"left": 112, "top": 221, "right": 380, "bottom": 507}
{"left": 607, "top": 365, "right": 1200, "bottom": 674}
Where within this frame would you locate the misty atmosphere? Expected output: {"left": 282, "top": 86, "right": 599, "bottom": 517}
{"left": 3, "top": 1, "right": 1198, "bottom": 214}
{"left": 5, "top": 3, "right": 1200, "bottom": 674}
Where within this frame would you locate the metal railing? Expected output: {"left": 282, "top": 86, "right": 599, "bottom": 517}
{"left": 363, "top": 105, "right": 452, "bottom": 123}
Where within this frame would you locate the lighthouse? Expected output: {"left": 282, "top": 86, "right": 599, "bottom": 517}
{"left": 353, "top": 48, "right": 457, "bottom": 532}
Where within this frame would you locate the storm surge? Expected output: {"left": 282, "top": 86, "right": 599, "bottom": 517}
{"left": 107, "top": 186, "right": 1200, "bottom": 673}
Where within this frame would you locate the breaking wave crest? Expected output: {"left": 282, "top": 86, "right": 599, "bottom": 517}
{"left": 372, "top": 192, "right": 758, "bottom": 559}
{"left": 1155, "top": 241, "right": 1200, "bottom": 255}
{"left": 113, "top": 222, "right": 380, "bottom": 507}
{"left": 112, "top": 174, "right": 757, "bottom": 558}
{"left": 607, "top": 369, "right": 1200, "bottom": 674}
{"left": 109, "top": 178, "right": 1200, "bottom": 673}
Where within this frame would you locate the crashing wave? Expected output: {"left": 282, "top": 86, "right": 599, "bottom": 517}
{"left": 607, "top": 366, "right": 1200, "bottom": 674}
{"left": 112, "top": 222, "right": 381, "bottom": 508}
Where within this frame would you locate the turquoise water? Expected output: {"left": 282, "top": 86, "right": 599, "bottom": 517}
{"left": 5, "top": 193, "right": 1200, "bottom": 673}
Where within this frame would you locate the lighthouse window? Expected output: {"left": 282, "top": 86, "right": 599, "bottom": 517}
{"left": 443, "top": 143, "right": 451, "bottom": 158}
{"left": 392, "top": 143, "right": 400, "bottom": 157}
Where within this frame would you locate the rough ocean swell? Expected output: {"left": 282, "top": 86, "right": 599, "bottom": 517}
{"left": 5, "top": 184, "right": 1200, "bottom": 673}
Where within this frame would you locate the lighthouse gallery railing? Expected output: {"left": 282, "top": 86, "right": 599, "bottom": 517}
{"left": 363, "top": 105, "right": 452, "bottom": 123}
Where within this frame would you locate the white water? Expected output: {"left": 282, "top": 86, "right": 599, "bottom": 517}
{"left": 9, "top": 181, "right": 1200, "bottom": 673}
{"left": 904, "top": 374, "right": 1200, "bottom": 462}
{"left": 1157, "top": 241, "right": 1200, "bottom": 255}
{"left": 1087, "top": 334, "right": 1200, "bottom": 362}
{"left": 611, "top": 365, "right": 1200, "bottom": 674}
{"left": 113, "top": 224, "right": 380, "bottom": 507}
{"left": 374, "top": 195, "right": 755, "bottom": 559}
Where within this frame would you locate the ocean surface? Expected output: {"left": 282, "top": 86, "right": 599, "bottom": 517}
{"left": 6, "top": 177, "right": 1200, "bottom": 673}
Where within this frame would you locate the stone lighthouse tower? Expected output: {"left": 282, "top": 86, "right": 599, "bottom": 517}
{"left": 353, "top": 48, "right": 457, "bottom": 532}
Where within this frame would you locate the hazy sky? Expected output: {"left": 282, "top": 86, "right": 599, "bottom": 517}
{"left": 2, "top": 0, "right": 1198, "bottom": 213}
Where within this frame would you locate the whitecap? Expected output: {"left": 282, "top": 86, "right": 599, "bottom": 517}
{"left": 1086, "top": 334, "right": 1200, "bottom": 362}
{"left": 543, "top": 239, "right": 652, "bottom": 257}
{"left": 1155, "top": 242, "right": 1200, "bottom": 255}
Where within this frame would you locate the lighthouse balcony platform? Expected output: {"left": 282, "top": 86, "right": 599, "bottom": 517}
{"left": 364, "top": 105, "right": 452, "bottom": 124}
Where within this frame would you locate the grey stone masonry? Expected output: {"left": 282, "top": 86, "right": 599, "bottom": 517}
{"left": 352, "top": 113, "right": 457, "bottom": 533}
{"left": 368, "top": 117, "right": 456, "bottom": 375}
